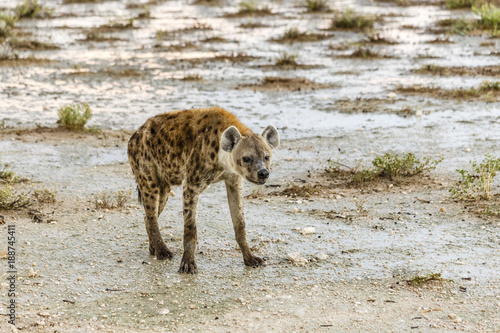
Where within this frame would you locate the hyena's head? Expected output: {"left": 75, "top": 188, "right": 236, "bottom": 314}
{"left": 221, "top": 125, "right": 280, "bottom": 185}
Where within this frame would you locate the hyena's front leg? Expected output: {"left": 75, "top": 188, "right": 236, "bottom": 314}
{"left": 178, "top": 185, "right": 200, "bottom": 274}
{"left": 225, "top": 177, "right": 265, "bottom": 267}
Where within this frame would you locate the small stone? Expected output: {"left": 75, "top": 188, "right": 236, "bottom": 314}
{"left": 169, "top": 190, "right": 175, "bottom": 197}
{"left": 291, "top": 207, "right": 298, "bottom": 213}
{"left": 287, "top": 252, "right": 308, "bottom": 265}
{"left": 415, "top": 109, "right": 423, "bottom": 117}
{"left": 464, "top": 147, "right": 471, "bottom": 152}
{"left": 387, "top": 92, "right": 397, "bottom": 99}
{"left": 237, "top": 298, "right": 245, "bottom": 304}
{"left": 9, "top": 324, "right": 18, "bottom": 333}
{"left": 0, "top": 250, "right": 8, "bottom": 259}
{"left": 440, "top": 207, "right": 447, "bottom": 214}
{"left": 189, "top": 304, "right": 196, "bottom": 309}
{"left": 314, "top": 252, "right": 328, "bottom": 261}
{"left": 77, "top": 276, "right": 82, "bottom": 281}
{"left": 158, "top": 308, "right": 170, "bottom": 315}
{"left": 29, "top": 268, "right": 38, "bottom": 278}
{"left": 300, "top": 227, "right": 315, "bottom": 235}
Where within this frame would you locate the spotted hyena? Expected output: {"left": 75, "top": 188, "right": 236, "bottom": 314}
{"left": 127, "top": 107, "right": 279, "bottom": 274}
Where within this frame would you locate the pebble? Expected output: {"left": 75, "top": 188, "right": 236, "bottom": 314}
{"left": 0, "top": 250, "right": 8, "bottom": 259}
{"left": 158, "top": 308, "right": 170, "bottom": 315}
{"left": 440, "top": 207, "right": 447, "bottom": 214}
{"left": 314, "top": 252, "right": 328, "bottom": 261}
{"left": 29, "top": 268, "right": 38, "bottom": 278}
{"left": 300, "top": 227, "right": 315, "bottom": 235}
{"left": 415, "top": 109, "right": 423, "bottom": 117}
{"left": 287, "top": 252, "right": 308, "bottom": 265}
{"left": 464, "top": 148, "right": 471, "bottom": 152}
{"left": 387, "top": 92, "right": 397, "bottom": 99}
{"left": 9, "top": 324, "right": 18, "bottom": 333}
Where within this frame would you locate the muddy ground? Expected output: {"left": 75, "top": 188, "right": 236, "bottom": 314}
{"left": 1, "top": 0, "right": 500, "bottom": 332}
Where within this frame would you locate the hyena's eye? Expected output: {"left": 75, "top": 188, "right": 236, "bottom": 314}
{"left": 242, "top": 156, "right": 252, "bottom": 163}
{"left": 264, "top": 155, "right": 270, "bottom": 161}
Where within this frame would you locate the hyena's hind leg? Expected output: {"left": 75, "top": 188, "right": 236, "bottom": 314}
{"left": 138, "top": 181, "right": 173, "bottom": 260}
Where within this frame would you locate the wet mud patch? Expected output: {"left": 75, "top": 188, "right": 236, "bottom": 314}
{"left": 236, "top": 76, "right": 334, "bottom": 92}
{"left": 396, "top": 81, "right": 500, "bottom": 102}
{"left": 413, "top": 64, "right": 500, "bottom": 77}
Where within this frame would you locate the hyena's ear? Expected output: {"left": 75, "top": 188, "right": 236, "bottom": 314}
{"left": 262, "top": 125, "right": 280, "bottom": 150}
{"left": 221, "top": 126, "right": 242, "bottom": 152}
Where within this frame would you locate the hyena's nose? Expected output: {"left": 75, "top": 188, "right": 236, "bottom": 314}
{"left": 258, "top": 169, "right": 269, "bottom": 180}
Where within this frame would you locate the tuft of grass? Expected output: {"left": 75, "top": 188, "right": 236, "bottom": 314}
{"left": 372, "top": 153, "right": 442, "bottom": 179}
{"left": 94, "top": 190, "right": 131, "bottom": 209}
{"left": 0, "top": 12, "right": 17, "bottom": 39}
{"left": 306, "top": 0, "right": 330, "bottom": 12}
{"left": 330, "top": 8, "right": 375, "bottom": 31}
{"left": 446, "top": 0, "right": 473, "bottom": 9}
{"left": 238, "top": 1, "right": 271, "bottom": 15}
{"left": 473, "top": 3, "right": 500, "bottom": 31}
{"left": 407, "top": 273, "right": 446, "bottom": 286}
{"left": 283, "top": 27, "right": 301, "bottom": 40}
{"left": 57, "top": 103, "right": 92, "bottom": 131}
{"left": 275, "top": 52, "right": 298, "bottom": 66}
{"left": 0, "top": 186, "right": 31, "bottom": 210}
{"left": 450, "top": 154, "right": 500, "bottom": 200}
{"left": 15, "top": 0, "right": 53, "bottom": 19}
{"left": 327, "top": 153, "right": 442, "bottom": 184}
{"left": 181, "top": 74, "right": 203, "bottom": 81}
{"left": 136, "top": 6, "right": 151, "bottom": 19}
{"left": 31, "top": 187, "right": 56, "bottom": 204}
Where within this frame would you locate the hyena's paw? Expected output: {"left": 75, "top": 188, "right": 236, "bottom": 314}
{"left": 154, "top": 242, "right": 173, "bottom": 260}
{"left": 244, "top": 255, "right": 266, "bottom": 268}
{"left": 178, "top": 260, "right": 197, "bottom": 274}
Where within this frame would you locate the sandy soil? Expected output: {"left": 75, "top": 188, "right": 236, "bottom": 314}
{"left": 1, "top": 0, "right": 500, "bottom": 332}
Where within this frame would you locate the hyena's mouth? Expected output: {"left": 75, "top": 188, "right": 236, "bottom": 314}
{"left": 246, "top": 176, "right": 267, "bottom": 185}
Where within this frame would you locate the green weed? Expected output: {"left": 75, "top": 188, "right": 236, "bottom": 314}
{"left": 372, "top": 152, "right": 442, "bottom": 179}
{"left": 238, "top": 1, "right": 271, "bottom": 14}
{"left": 446, "top": 0, "right": 473, "bottom": 9}
{"left": 94, "top": 190, "right": 131, "bottom": 209}
{"left": 275, "top": 52, "right": 298, "bottom": 66}
{"left": 0, "top": 186, "right": 30, "bottom": 210}
{"left": 327, "top": 153, "right": 442, "bottom": 184}
{"left": 57, "top": 103, "right": 92, "bottom": 131}
{"left": 450, "top": 154, "right": 500, "bottom": 200}
{"left": 15, "top": 0, "right": 53, "bottom": 19}
{"left": 306, "top": 0, "right": 330, "bottom": 12}
{"left": 31, "top": 187, "right": 56, "bottom": 204}
{"left": 0, "top": 12, "right": 17, "bottom": 39}
{"left": 473, "top": 3, "right": 500, "bottom": 31}
{"left": 330, "top": 8, "right": 375, "bottom": 31}
{"left": 407, "top": 273, "right": 446, "bottom": 286}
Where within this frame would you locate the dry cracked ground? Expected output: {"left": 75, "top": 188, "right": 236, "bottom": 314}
{"left": 1, "top": 0, "right": 500, "bottom": 332}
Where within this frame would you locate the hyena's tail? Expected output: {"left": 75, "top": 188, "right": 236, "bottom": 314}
{"left": 137, "top": 186, "right": 142, "bottom": 204}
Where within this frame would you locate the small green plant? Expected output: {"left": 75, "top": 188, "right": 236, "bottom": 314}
{"left": 445, "top": 0, "right": 473, "bottom": 9}
{"left": 330, "top": 8, "right": 375, "bottom": 31}
{"left": 275, "top": 52, "right": 298, "bottom": 66}
{"left": 31, "top": 187, "right": 56, "bottom": 204}
{"left": 327, "top": 153, "right": 442, "bottom": 184}
{"left": 306, "top": 0, "right": 330, "bottom": 12}
{"left": 57, "top": 103, "right": 92, "bottom": 131}
{"left": 0, "top": 186, "right": 31, "bottom": 210}
{"left": 238, "top": 1, "right": 271, "bottom": 14}
{"left": 450, "top": 154, "right": 500, "bottom": 200}
{"left": 283, "top": 27, "right": 301, "bottom": 40}
{"left": 473, "top": 3, "right": 500, "bottom": 31}
{"left": 407, "top": 272, "right": 446, "bottom": 286}
{"left": 0, "top": 157, "right": 26, "bottom": 184}
{"left": 355, "top": 199, "right": 367, "bottom": 214}
{"left": 15, "top": 0, "right": 52, "bottom": 19}
{"left": 0, "top": 12, "right": 17, "bottom": 39}
{"left": 94, "top": 190, "right": 131, "bottom": 209}
{"left": 372, "top": 152, "right": 442, "bottom": 179}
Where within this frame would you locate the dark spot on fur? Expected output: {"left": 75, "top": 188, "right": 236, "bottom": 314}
{"left": 210, "top": 152, "right": 215, "bottom": 160}
{"left": 217, "top": 120, "right": 222, "bottom": 125}
{"left": 183, "top": 209, "right": 188, "bottom": 214}
{"left": 148, "top": 176, "right": 152, "bottom": 181}
{"left": 203, "top": 114, "right": 208, "bottom": 119}
{"left": 177, "top": 140, "right": 184, "bottom": 150}
{"left": 152, "top": 184, "right": 156, "bottom": 189}
{"left": 213, "top": 129, "right": 218, "bottom": 135}
{"left": 150, "top": 128, "right": 156, "bottom": 135}
{"left": 154, "top": 190, "right": 158, "bottom": 194}
{"left": 237, "top": 160, "right": 242, "bottom": 166}
{"left": 211, "top": 141, "right": 216, "bottom": 148}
